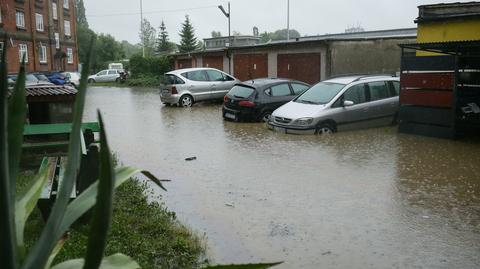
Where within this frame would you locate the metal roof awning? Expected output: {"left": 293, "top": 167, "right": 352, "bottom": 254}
{"left": 399, "top": 40, "right": 480, "bottom": 56}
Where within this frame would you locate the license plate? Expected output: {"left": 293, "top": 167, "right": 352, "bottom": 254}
{"left": 224, "top": 113, "right": 236, "bottom": 120}
{"left": 273, "top": 126, "right": 286, "bottom": 133}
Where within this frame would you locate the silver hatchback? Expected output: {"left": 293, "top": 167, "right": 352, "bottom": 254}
{"left": 160, "top": 67, "right": 240, "bottom": 107}
{"left": 268, "top": 75, "right": 400, "bottom": 134}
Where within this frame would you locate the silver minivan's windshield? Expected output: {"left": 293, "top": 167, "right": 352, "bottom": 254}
{"left": 295, "top": 82, "right": 345, "bottom": 104}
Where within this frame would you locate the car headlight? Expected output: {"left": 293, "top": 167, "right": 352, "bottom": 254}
{"left": 293, "top": 117, "right": 314, "bottom": 126}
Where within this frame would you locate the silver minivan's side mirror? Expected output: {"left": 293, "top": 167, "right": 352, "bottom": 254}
{"left": 343, "top": 100, "right": 354, "bottom": 107}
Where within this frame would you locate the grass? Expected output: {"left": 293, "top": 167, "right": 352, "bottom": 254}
{"left": 88, "top": 82, "right": 131, "bottom": 88}
{"left": 18, "top": 173, "right": 207, "bottom": 269}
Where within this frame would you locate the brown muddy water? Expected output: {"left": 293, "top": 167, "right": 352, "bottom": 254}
{"left": 84, "top": 87, "right": 480, "bottom": 269}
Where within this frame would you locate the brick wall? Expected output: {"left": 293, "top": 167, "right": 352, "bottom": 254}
{"left": 0, "top": 0, "right": 78, "bottom": 73}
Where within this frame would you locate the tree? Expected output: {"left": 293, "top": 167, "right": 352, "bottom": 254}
{"left": 121, "top": 40, "right": 142, "bottom": 58}
{"left": 211, "top": 31, "right": 222, "bottom": 37}
{"left": 178, "top": 15, "right": 199, "bottom": 53}
{"left": 139, "top": 18, "right": 157, "bottom": 57}
{"left": 260, "top": 29, "right": 301, "bottom": 43}
{"left": 76, "top": 24, "right": 96, "bottom": 64}
{"left": 75, "top": 0, "right": 88, "bottom": 27}
{"left": 156, "top": 20, "right": 174, "bottom": 55}
{"left": 92, "top": 34, "right": 125, "bottom": 71}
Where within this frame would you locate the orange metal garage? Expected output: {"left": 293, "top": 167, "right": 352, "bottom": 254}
{"left": 233, "top": 54, "right": 268, "bottom": 81}
{"left": 277, "top": 53, "right": 321, "bottom": 84}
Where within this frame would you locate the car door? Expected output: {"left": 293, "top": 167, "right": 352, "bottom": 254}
{"left": 182, "top": 70, "right": 211, "bottom": 101}
{"left": 205, "top": 70, "right": 227, "bottom": 99}
{"left": 107, "top": 70, "right": 118, "bottom": 82}
{"left": 265, "top": 83, "right": 295, "bottom": 111}
{"left": 366, "top": 80, "right": 398, "bottom": 126}
{"left": 330, "top": 83, "right": 371, "bottom": 131}
{"left": 96, "top": 70, "right": 108, "bottom": 82}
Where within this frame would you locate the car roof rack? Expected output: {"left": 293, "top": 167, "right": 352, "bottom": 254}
{"left": 351, "top": 74, "right": 397, "bottom": 82}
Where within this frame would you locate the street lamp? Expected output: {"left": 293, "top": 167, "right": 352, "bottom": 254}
{"left": 218, "top": 2, "right": 231, "bottom": 73}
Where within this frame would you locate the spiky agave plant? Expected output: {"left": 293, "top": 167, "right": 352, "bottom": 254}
{"left": 0, "top": 37, "right": 281, "bottom": 269}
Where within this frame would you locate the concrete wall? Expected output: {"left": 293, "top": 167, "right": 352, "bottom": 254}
{"left": 328, "top": 38, "right": 416, "bottom": 77}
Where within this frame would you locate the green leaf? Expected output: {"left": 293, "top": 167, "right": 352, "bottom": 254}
{"left": 15, "top": 158, "right": 51, "bottom": 261}
{"left": 22, "top": 37, "right": 95, "bottom": 269}
{"left": 58, "top": 166, "right": 142, "bottom": 235}
{"left": 204, "top": 262, "right": 283, "bottom": 269}
{"left": 83, "top": 112, "right": 115, "bottom": 269}
{"left": 8, "top": 59, "right": 26, "bottom": 197}
{"left": 45, "top": 235, "right": 67, "bottom": 269}
{"left": 0, "top": 34, "right": 18, "bottom": 269}
{"left": 50, "top": 254, "right": 140, "bottom": 269}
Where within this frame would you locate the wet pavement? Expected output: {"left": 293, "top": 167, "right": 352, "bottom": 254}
{"left": 84, "top": 87, "right": 480, "bottom": 269}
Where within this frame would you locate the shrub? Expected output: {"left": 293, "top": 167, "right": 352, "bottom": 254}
{"left": 129, "top": 55, "right": 173, "bottom": 78}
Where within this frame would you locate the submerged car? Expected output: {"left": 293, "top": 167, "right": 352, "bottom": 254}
{"left": 268, "top": 75, "right": 400, "bottom": 134}
{"left": 222, "top": 78, "right": 310, "bottom": 122}
{"left": 160, "top": 67, "right": 240, "bottom": 107}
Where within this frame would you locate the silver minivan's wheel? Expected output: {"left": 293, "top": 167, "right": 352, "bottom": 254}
{"left": 316, "top": 123, "right": 335, "bottom": 135}
{"left": 179, "top": 95, "right": 193, "bottom": 107}
{"left": 88, "top": 79, "right": 95, "bottom": 83}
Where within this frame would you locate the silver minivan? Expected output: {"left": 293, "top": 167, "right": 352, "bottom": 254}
{"left": 160, "top": 67, "right": 240, "bottom": 107}
{"left": 268, "top": 75, "right": 400, "bottom": 134}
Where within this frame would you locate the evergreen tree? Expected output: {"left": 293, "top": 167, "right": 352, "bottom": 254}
{"left": 178, "top": 15, "right": 199, "bottom": 53}
{"left": 156, "top": 21, "right": 171, "bottom": 54}
{"left": 75, "top": 0, "right": 88, "bottom": 27}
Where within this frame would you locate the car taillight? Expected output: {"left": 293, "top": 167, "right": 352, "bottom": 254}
{"left": 224, "top": 95, "right": 230, "bottom": 103}
{"left": 239, "top": 100, "right": 255, "bottom": 107}
{"left": 171, "top": 86, "right": 178, "bottom": 94}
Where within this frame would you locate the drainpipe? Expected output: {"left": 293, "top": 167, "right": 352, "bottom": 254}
{"left": 29, "top": 0, "right": 37, "bottom": 71}
{"left": 46, "top": 0, "right": 54, "bottom": 71}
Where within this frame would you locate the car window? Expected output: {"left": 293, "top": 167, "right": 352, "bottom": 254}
{"left": 295, "top": 82, "right": 345, "bottom": 104}
{"left": 270, "top": 83, "right": 292, "bottom": 97}
{"left": 223, "top": 74, "right": 235, "bottom": 81}
{"left": 164, "top": 74, "right": 185, "bottom": 85}
{"left": 98, "top": 70, "right": 107, "bottom": 76}
{"left": 368, "top": 81, "right": 390, "bottom": 101}
{"left": 291, "top": 83, "right": 309, "bottom": 95}
{"left": 183, "top": 70, "right": 208, "bottom": 81}
{"left": 228, "top": 85, "right": 255, "bottom": 98}
{"left": 343, "top": 84, "right": 367, "bottom": 104}
{"left": 206, "top": 70, "right": 224, "bottom": 81}
{"left": 108, "top": 70, "right": 117, "bottom": 75}
{"left": 391, "top": 81, "right": 400, "bottom": 96}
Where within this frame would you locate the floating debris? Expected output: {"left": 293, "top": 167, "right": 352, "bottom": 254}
{"left": 185, "top": 156, "right": 197, "bottom": 161}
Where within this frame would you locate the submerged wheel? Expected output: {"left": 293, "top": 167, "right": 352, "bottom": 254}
{"left": 316, "top": 123, "right": 335, "bottom": 135}
{"left": 179, "top": 95, "right": 193, "bottom": 107}
{"left": 115, "top": 77, "right": 120, "bottom": 83}
{"left": 259, "top": 111, "right": 272, "bottom": 122}
{"left": 88, "top": 78, "right": 95, "bottom": 83}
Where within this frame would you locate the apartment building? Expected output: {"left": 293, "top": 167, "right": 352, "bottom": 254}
{"left": 0, "top": 0, "right": 78, "bottom": 73}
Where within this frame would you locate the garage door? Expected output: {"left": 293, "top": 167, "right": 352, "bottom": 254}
{"left": 203, "top": 56, "right": 224, "bottom": 71}
{"left": 233, "top": 54, "right": 268, "bottom": 81}
{"left": 178, "top": 59, "right": 192, "bottom": 69}
{"left": 277, "top": 53, "right": 321, "bottom": 84}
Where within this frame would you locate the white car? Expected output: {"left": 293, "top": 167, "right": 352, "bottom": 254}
{"left": 88, "top": 69, "right": 121, "bottom": 83}
{"left": 62, "top": 72, "right": 81, "bottom": 88}
{"left": 268, "top": 75, "right": 400, "bottom": 135}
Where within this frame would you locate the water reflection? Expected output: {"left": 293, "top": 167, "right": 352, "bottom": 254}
{"left": 84, "top": 87, "right": 480, "bottom": 269}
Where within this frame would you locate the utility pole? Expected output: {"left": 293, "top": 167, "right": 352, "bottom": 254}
{"left": 287, "top": 0, "right": 290, "bottom": 41}
{"left": 218, "top": 2, "right": 231, "bottom": 73}
{"left": 140, "top": 0, "right": 145, "bottom": 57}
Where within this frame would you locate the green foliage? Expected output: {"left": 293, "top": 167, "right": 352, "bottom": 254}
{"left": 75, "top": 0, "right": 88, "bottom": 27}
{"left": 121, "top": 41, "right": 142, "bottom": 59}
{"left": 125, "top": 76, "right": 161, "bottom": 87}
{"left": 260, "top": 29, "right": 301, "bottom": 43}
{"left": 139, "top": 19, "right": 157, "bottom": 57}
{"left": 179, "top": 15, "right": 200, "bottom": 53}
{"left": 156, "top": 21, "right": 175, "bottom": 55}
{"left": 129, "top": 54, "right": 172, "bottom": 78}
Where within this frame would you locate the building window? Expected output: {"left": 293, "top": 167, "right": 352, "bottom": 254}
{"left": 52, "top": 3, "right": 58, "bottom": 20}
{"left": 64, "top": 20, "right": 71, "bottom": 37}
{"left": 63, "top": 0, "right": 69, "bottom": 9}
{"left": 16, "top": 11, "right": 25, "bottom": 28}
{"left": 67, "top": 48, "right": 73, "bottom": 64}
{"left": 39, "top": 45, "right": 47, "bottom": 63}
{"left": 0, "top": 42, "right": 4, "bottom": 60}
{"left": 19, "top": 44, "right": 28, "bottom": 63}
{"left": 36, "top": 13, "right": 44, "bottom": 31}
{"left": 55, "top": 33, "right": 60, "bottom": 48}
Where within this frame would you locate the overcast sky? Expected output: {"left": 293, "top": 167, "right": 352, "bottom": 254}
{"left": 84, "top": 0, "right": 469, "bottom": 44}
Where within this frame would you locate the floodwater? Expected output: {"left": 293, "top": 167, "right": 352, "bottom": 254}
{"left": 84, "top": 87, "right": 480, "bottom": 269}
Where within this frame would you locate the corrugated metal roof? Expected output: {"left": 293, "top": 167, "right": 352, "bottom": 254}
{"left": 24, "top": 85, "right": 77, "bottom": 97}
